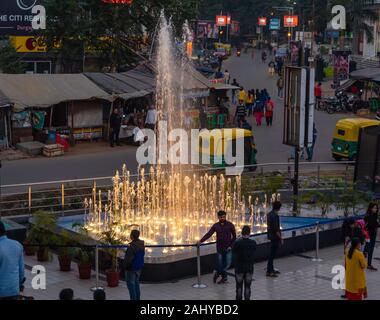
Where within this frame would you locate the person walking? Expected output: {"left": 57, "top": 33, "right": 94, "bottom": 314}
{"left": 232, "top": 225, "right": 257, "bottom": 300}
{"left": 253, "top": 99, "right": 264, "bottom": 126}
{"left": 224, "top": 69, "right": 230, "bottom": 84}
{"left": 0, "top": 221, "right": 25, "bottom": 300}
{"left": 345, "top": 237, "right": 368, "bottom": 300}
{"left": 265, "top": 97, "right": 274, "bottom": 126}
{"left": 124, "top": 229, "right": 145, "bottom": 300}
{"left": 306, "top": 124, "right": 317, "bottom": 161}
{"left": 277, "top": 76, "right": 284, "bottom": 98}
{"left": 261, "top": 51, "right": 267, "bottom": 63}
{"left": 246, "top": 91, "right": 254, "bottom": 117}
{"left": 268, "top": 60, "right": 275, "bottom": 76}
{"left": 231, "top": 79, "right": 239, "bottom": 105}
{"left": 145, "top": 105, "right": 157, "bottom": 131}
{"left": 109, "top": 108, "right": 122, "bottom": 147}
{"left": 266, "top": 201, "right": 283, "bottom": 277}
{"left": 235, "top": 100, "right": 247, "bottom": 126}
{"left": 364, "top": 202, "right": 379, "bottom": 271}
{"left": 238, "top": 87, "right": 246, "bottom": 103}
{"left": 198, "top": 210, "right": 236, "bottom": 284}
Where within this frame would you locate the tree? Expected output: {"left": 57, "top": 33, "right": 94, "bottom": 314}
{"left": 0, "top": 45, "right": 26, "bottom": 74}
{"left": 300, "top": 190, "right": 335, "bottom": 217}
{"left": 336, "top": 185, "right": 372, "bottom": 216}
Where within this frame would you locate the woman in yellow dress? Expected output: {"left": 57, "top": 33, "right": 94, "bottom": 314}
{"left": 345, "top": 237, "right": 368, "bottom": 300}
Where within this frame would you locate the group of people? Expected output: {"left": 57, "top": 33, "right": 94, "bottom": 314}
{"left": 197, "top": 201, "right": 283, "bottom": 300}
{"left": 232, "top": 84, "right": 275, "bottom": 128}
{"left": 341, "top": 203, "right": 379, "bottom": 300}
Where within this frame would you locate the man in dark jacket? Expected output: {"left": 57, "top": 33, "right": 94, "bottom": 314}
{"left": 198, "top": 210, "right": 236, "bottom": 284}
{"left": 232, "top": 225, "right": 257, "bottom": 300}
{"left": 266, "top": 201, "right": 283, "bottom": 277}
{"left": 124, "top": 229, "right": 145, "bottom": 300}
{"left": 109, "top": 108, "right": 122, "bottom": 147}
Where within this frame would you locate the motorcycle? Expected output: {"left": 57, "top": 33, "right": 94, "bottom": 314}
{"left": 326, "top": 91, "right": 348, "bottom": 114}
{"left": 236, "top": 49, "right": 241, "bottom": 57}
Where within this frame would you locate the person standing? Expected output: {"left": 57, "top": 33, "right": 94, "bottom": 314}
{"left": 277, "top": 76, "right": 284, "bottom": 98}
{"left": 232, "top": 226, "right": 257, "bottom": 300}
{"left": 364, "top": 203, "right": 379, "bottom": 271}
{"left": 314, "top": 82, "right": 322, "bottom": 107}
{"left": 0, "top": 221, "right": 25, "bottom": 300}
{"left": 265, "top": 97, "right": 274, "bottom": 126}
{"left": 144, "top": 105, "right": 157, "bottom": 131}
{"left": 345, "top": 237, "right": 368, "bottom": 300}
{"left": 198, "top": 211, "right": 236, "bottom": 284}
{"left": 124, "top": 229, "right": 145, "bottom": 300}
{"left": 266, "top": 201, "right": 283, "bottom": 277}
{"left": 268, "top": 60, "right": 275, "bottom": 76}
{"left": 306, "top": 124, "right": 317, "bottom": 161}
{"left": 109, "top": 108, "right": 122, "bottom": 147}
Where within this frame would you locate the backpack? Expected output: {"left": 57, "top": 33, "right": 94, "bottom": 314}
{"left": 131, "top": 248, "right": 145, "bottom": 271}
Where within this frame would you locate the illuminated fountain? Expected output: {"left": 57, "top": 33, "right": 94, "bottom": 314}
{"left": 82, "top": 14, "right": 279, "bottom": 256}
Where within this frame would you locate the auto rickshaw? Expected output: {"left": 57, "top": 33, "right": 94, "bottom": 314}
{"left": 331, "top": 118, "right": 380, "bottom": 161}
{"left": 198, "top": 128, "right": 257, "bottom": 170}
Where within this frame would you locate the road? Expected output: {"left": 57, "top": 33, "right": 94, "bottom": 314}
{"left": 2, "top": 50, "right": 349, "bottom": 186}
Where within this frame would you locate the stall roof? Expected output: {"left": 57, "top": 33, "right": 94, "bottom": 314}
{"left": 0, "top": 89, "right": 11, "bottom": 107}
{"left": 350, "top": 68, "right": 380, "bottom": 80}
{"left": 84, "top": 64, "right": 156, "bottom": 100}
{"left": 211, "top": 83, "right": 240, "bottom": 90}
{"left": 0, "top": 74, "right": 111, "bottom": 111}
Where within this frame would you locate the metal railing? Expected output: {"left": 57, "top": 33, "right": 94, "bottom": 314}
{"left": 0, "top": 161, "right": 354, "bottom": 217}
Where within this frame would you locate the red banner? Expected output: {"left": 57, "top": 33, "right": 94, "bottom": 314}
{"left": 226, "top": 16, "right": 231, "bottom": 25}
{"left": 284, "top": 15, "right": 298, "bottom": 27}
{"left": 258, "top": 17, "right": 267, "bottom": 26}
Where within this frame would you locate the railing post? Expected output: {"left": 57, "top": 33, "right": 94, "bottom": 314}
{"left": 91, "top": 245, "right": 104, "bottom": 291}
{"left": 192, "top": 244, "right": 207, "bottom": 288}
{"left": 311, "top": 222, "right": 323, "bottom": 262}
{"left": 28, "top": 186, "right": 32, "bottom": 216}
{"left": 61, "top": 183, "right": 65, "bottom": 217}
{"left": 317, "top": 165, "right": 320, "bottom": 188}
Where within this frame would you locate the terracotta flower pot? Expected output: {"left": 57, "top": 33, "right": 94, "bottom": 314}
{"left": 58, "top": 255, "right": 72, "bottom": 271}
{"left": 24, "top": 242, "right": 37, "bottom": 256}
{"left": 78, "top": 263, "right": 92, "bottom": 279}
{"left": 106, "top": 269, "right": 120, "bottom": 287}
{"left": 36, "top": 247, "right": 49, "bottom": 262}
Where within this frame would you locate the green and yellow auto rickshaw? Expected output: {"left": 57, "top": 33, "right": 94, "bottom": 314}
{"left": 198, "top": 128, "right": 257, "bottom": 170}
{"left": 331, "top": 118, "right": 380, "bottom": 161}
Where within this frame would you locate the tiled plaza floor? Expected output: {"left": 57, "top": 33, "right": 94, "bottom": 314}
{"left": 21, "top": 239, "right": 380, "bottom": 301}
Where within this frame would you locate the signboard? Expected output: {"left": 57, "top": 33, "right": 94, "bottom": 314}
{"left": 269, "top": 18, "right": 280, "bottom": 30}
{"left": 283, "top": 66, "right": 315, "bottom": 148}
{"left": 258, "top": 17, "right": 267, "bottom": 26}
{"left": 295, "top": 31, "right": 313, "bottom": 41}
{"left": 0, "top": 0, "right": 42, "bottom": 35}
{"left": 332, "top": 50, "right": 350, "bottom": 87}
{"left": 10, "top": 35, "right": 46, "bottom": 52}
{"left": 216, "top": 15, "right": 227, "bottom": 26}
{"left": 230, "top": 21, "right": 240, "bottom": 35}
{"left": 226, "top": 16, "right": 231, "bottom": 25}
{"left": 284, "top": 15, "right": 298, "bottom": 27}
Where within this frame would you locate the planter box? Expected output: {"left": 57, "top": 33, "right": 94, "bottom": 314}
{"left": 43, "top": 144, "right": 64, "bottom": 157}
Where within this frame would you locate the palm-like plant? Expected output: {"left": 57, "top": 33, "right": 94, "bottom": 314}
{"left": 98, "top": 230, "right": 122, "bottom": 271}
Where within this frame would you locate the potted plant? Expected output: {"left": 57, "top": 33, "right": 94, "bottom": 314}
{"left": 27, "top": 211, "right": 57, "bottom": 262}
{"left": 98, "top": 230, "right": 122, "bottom": 287}
{"left": 52, "top": 231, "right": 75, "bottom": 272}
{"left": 74, "top": 248, "right": 93, "bottom": 279}
{"left": 23, "top": 231, "right": 38, "bottom": 256}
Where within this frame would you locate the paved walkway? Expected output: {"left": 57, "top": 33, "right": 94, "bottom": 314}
{"left": 22, "top": 240, "right": 380, "bottom": 300}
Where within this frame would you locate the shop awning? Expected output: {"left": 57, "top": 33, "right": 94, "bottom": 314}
{"left": 336, "top": 79, "right": 357, "bottom": 91}
{"left": 0, "top": 74, "right": 111, "bottom": 111}
{"left": 211, "top": 83, "right": 240, "bottom": 90}
{"left": 0, "top": 89, "right": 11, "bottom": 107}
{"left": 350, "top": 68, "right": 380, "bottom": 81}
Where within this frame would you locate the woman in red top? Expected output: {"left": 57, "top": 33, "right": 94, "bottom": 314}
{"left": 265, "top": 97, "right": 274, "bottom": 126}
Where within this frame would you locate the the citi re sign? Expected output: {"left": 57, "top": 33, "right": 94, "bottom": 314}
{"left": 0, "top": 0, "right": 45, "bottom": 35}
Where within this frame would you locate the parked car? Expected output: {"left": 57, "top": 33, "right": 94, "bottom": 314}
{"left": 213, "top": 48, "right": 228, "bottom": 59}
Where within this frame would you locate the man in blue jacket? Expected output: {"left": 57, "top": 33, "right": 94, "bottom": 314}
{"left": 0, "top": 221, "right": 25, "bottom": 299}
{"left": 124, "top": 229, "right": 145, "bottom": 300}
